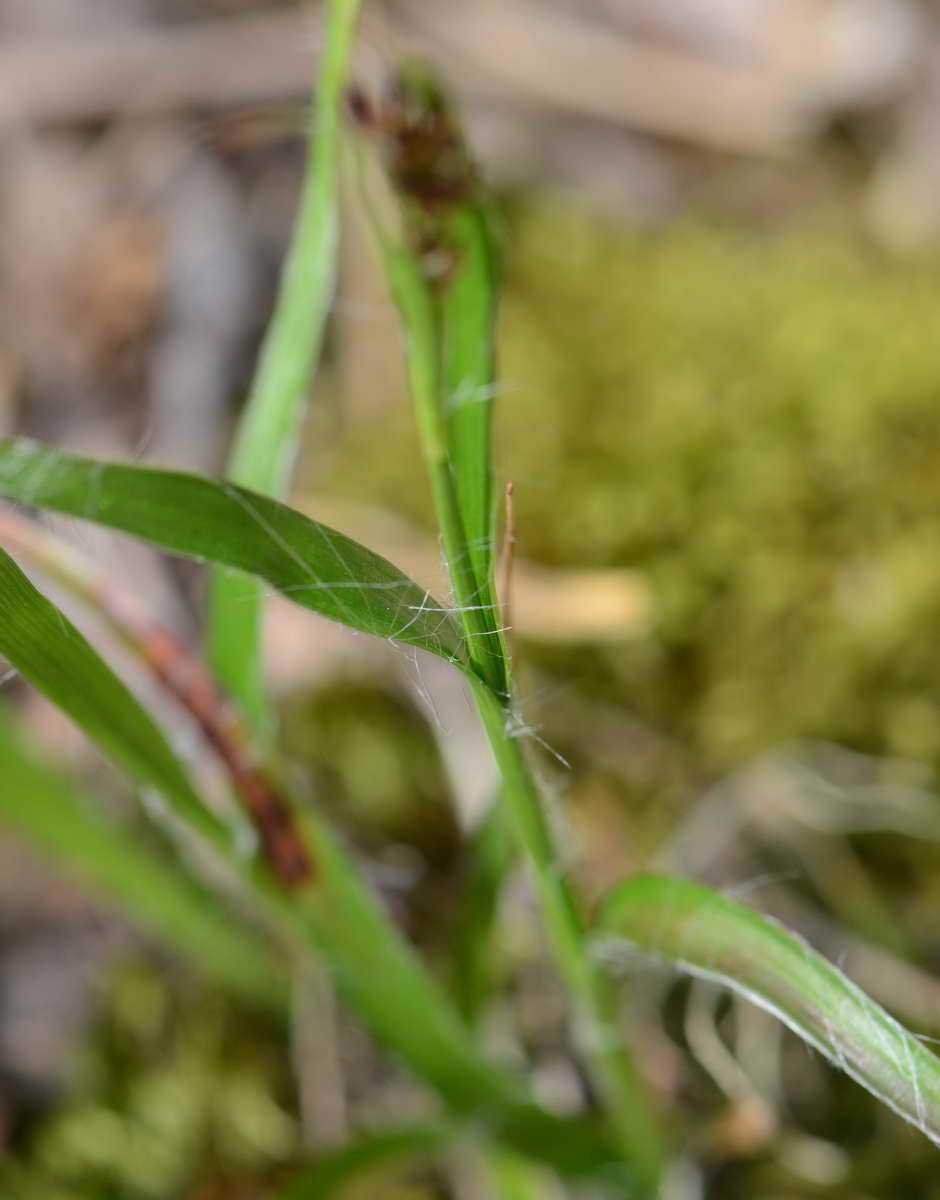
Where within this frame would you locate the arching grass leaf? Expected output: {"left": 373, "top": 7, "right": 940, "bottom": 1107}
{"left": 0, "top": 441, "right": 464, "bottom": 665}
{"left": 0, "top": 546, "right": 228, "bottom": 849}
{"left": 0, "top": 500, "right": 629, "bottom": 1183}
{"left": 598, "top": 874, "right": 940, "bottom": 1147}
{"left": 443, "top": 202, "right": 500, "bottom": 600}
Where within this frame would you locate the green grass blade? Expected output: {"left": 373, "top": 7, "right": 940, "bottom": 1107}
{"left": 0, "top": 450, "right": 620, "bottom": 1179}
{"left": 209, "top": 0, "right": 361, "bottom": 728}
{"left": 0, "top": 461, "right": 623, "bottom": 1177}
{"left": 381, "top": 243, "right": 507, "bottom": 696}
{"left": 0, "top": 546, "right": 229, "bottom": 850}
{"left": 598, "top": 874, "right": 940, "bottom": 1147}
{"left": 443, "top": 204, "right": 500, "bottom": 598}
{"left": 0, "top": 705, "right": 286, "bottom": 1013}
{"left": 0, "top": 441, "right": 463, "bottom": 665}
{"left": 289, "top": 821, "right": 632, "bottom": 1186}
{"left": 451, "top": 809, "right": 554, "bottom": 1200}
{"left": 354, "top": 66, "right": 508, "bottom": 696}
{"left": 0, "top": 460, "right": 633, "bottom": 1186}
{"left": 223, "top": 0, "right": 358, "bottom": 495}
{"left": 365, "top": 64, "right": 661, "bottom": 1187}
{"left": 355, "top": 64, "right": 499, "bottom": 600}
{"left": 0, "top": 535, "right": 613, "bottom": 1177}
{"left": 0, "top": 534, "right": 620, "bottom": 1178}
{"left": 209, "top": 571, "right": 268, "bottom": 734}
{"left": 286, "top": 1124, "right": 450, "bottom": 1198}
{"left": 470, "top": 681, "right": 662, "bottom": 1191}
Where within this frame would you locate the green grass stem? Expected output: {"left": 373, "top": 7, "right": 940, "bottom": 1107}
{"left": 209, "top": 0, "right": 361, "bottom": 731}
{"left": 471, "top": 679, "right": 663, "bottom": 1191}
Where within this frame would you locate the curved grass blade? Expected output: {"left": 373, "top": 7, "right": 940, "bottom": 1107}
{"left": 0, "top": 547, "right": 615, "bottom": 1176}
{"left": 0, "top": 441, "right": 463, "bottom": 665}
{"left": 286, "top": 1124, "right": 449, "bottom": 1199}
{"left": 0, "top": 546, "right": 229, "bottom": 850}
{"left": 0, "top": 451, "right": 637, "bottom": 1180}
{"left": 0, "top": 522, "right": 626, "bottom": 1179}
{"left": 440, "top": 201, "right": 509, "bottom": 688}
{"left": 598, "top": 874, "right": 940, "bottom": 1147}
{"left": 210, "top": 0, "right": 362, "bottom": 729}
{"left": 361, "top": 65, "right": 661, "bottom": 1185}
{"left": 443, "top": 203, "right": 500, "bottom": 599}
{"left": 352, "top": 66, "right": 509, "bottom": 697}
{"left": 351, "top": 63, "right": 499, "bottom": 596}
{"left": 289, "top": 819, "right": 633, "bottom": 1187}
{"left": 0, "top": 504, "right": 312, "bottom": 886}
{"left": 0, "top": 705, "right": 287, "bottom": 1013}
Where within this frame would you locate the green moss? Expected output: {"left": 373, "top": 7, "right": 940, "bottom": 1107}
{"left": 0, "top": 965, "right": 291, "bottom": 1200}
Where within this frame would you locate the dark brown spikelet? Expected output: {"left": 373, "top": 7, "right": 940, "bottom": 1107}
{"left": 348, "top": 63, "right": 478, "bottom": 215}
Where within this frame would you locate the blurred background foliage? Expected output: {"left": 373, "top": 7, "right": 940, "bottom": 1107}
{"left": 6, "top": 0, "right": 940, "bottom": 1195}
{"left": 0, "top": 966, "right": 293, "bottom": 1200}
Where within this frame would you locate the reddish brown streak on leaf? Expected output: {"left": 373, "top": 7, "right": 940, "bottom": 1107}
{"left": 0, "top": 506, "right": 314, "bottom": 888}
{"left": 141, "top": 628, "right": 314, "bottom": 887}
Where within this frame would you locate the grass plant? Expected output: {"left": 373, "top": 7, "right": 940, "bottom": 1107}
{"left": 1, "top": 4, "right": 939, "bottom": 1195}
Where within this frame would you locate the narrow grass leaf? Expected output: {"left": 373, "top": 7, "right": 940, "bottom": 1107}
{"left": 0, "top": 539, "right": 593, "bottom": 1174}
{"left": 209, "top": 0, "right": 361, "bottom": 728}
{"left": 354, "top": 64, "right": 498, "bottom": 595}
{"left": 0, "top": 534, "right": 593, "bottom": 1171}
{"left": 0, "top": 546, "right": 228, "bottom": 849}
{"left": 289, "top": 819, "right": 632, "bottom": 1185}
{"left": 380, "top": 237, "right": 507, "bottom": 694}
{"left": 0, "top": 449, "right": 623, "bottom": 1179}
{"left": 448, "top": 809, "right": 552, "bottom": 1199}
{"left": 443, "top": 204, "right": 500, "bottom": 598}
{"left": 0, "top": 705, "right": 286, "bottom": 1012}
{"left": 355, "top": 65, "right": 510, "bottom": 696}
{"left": 0, "top": 441, "right": 463, "bottom": 664}
{"left": 598, "top": 874, "right": 940, "bottom": 1146}
{"left": 365, "top": 64, "right": 660, "bottom": 1177}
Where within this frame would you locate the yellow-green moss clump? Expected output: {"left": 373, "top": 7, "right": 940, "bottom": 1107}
{"left": 500, "top": 209, "right": 940, "bottom": 767}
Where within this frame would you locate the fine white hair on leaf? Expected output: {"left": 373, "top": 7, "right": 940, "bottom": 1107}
{"left": 503, "top": 709, "right": 572, "bottom": 770}
{"left": 722, "top": 870, "right": 803, "bottom": 901}
{"left": 447, "top": 378, "right": 519, "bottom": 411}
{"left": 594, "top": 886, "right": 940, "bottom": 1148}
